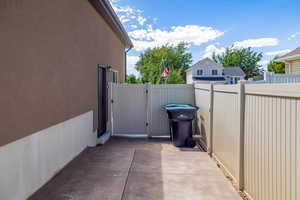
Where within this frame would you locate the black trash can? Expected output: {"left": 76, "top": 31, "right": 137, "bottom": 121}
{"left": 163, "top": 104, "right": 198, "bottom": 147}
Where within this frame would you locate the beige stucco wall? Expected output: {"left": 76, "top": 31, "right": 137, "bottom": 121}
{"left": 0, "top": 0, "right": 126, "bottom": 146}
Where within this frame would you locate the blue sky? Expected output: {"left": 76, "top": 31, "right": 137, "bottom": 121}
{"left": 110, "top": 0, "right": 300, "bottom": 76}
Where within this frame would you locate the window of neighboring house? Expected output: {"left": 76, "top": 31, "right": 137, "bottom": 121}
{"left": 197, "top": 69, "right": 203, "bottom": 76}
{"left": 212, "top": 70, "right": 218, "bottom": 75}
{"left": 112, "top": 71, "right": 118, "bottom": 83}
{"left": 235, "top": 77, "right": 240, "bottom": 84}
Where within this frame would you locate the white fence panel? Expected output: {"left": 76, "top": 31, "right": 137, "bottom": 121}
{"left": 265, "top": 72, "right": 300, "bottom": 83}
{"left": 194, "top": 82, "right": 300, "bottom": 199}
{"left": 212, "top": 84, "right": 241, "bottom": 183}
{"left": 110, "top": 84, "right": 195, "bottom": 137}
{"left": 111, "top": 84, "right": 147, "bottom": 136}
{"left": 244, "top": 84, "right": 300, "bottom": 200}
{"left": 148, "top": 84, "right": 195, "bottom": 137}
{"left": 194, "top": 84, "right": 212, "bottom": 151}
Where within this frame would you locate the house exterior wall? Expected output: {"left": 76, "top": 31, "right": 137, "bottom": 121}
{"left": 290, "top": 60, "right": 300, "bottom": 74}
{"left": 225, "top": 76, "right": 244, "bottom": 84}
{"left": 191, "top": 65, "right": 224, "bottom": 76}
{"left": 186, "top": 70, "right": 193, "bottom": 84}
{"left": 0, "top": 0, "right": 126, "bottom": 147}
{"left": 285, "top": 63, "right": 290, "bottom": 73}
{"left": 284, "top": 59, "right": 300, "bottom": 74}
{"left": 0, "top": 111, "right": 96, "bottom": 200}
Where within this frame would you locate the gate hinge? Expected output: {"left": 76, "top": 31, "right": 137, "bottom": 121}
{"left": 146, "top": 89, "right": 149, "bottom": 94}
{"left": 146, "top": 122, "right": 149, "bottom": 126}
{"left": 111, "top": 99, "right": 114, "bottom": 103}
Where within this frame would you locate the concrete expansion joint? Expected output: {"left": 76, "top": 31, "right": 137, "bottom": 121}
{"left": 121, "top": 149, "right": 136, "bottom": 200}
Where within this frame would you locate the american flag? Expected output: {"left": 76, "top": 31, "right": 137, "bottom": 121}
{"left": 161, "top": 66, "right": 169, "bottom": 78}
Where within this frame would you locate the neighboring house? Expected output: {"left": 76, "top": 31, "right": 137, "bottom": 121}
{"left": 0, "top": 0, "right": 132, "bottom": 199}
{"left": 223, "top": 67, "right": 246, "bottom": 84}
{"left": 186, "top": 58, "right": 245, "bottom": 84}
{"left": 276, "top": 46, "right": 300, "bottom": 74}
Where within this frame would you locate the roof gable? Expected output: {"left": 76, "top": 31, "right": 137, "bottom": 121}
{"left": 280, "top": 47, "right": 300, "bottom": 58}
{"left": 187, "top": 58, "right": 223, "bottom": 71}
{"left": 276, "top": 46, "right": 300, "bottom": 62}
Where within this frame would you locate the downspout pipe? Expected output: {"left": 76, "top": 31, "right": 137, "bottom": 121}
{"left": 124, "top": 45, "right": 133, "bottom": 81}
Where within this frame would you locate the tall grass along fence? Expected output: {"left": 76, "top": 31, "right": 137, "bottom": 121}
{"left": 195, "top": 82, "right": 300, "bottom": 200}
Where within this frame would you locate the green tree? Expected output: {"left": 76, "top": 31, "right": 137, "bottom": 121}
{"left": 126, "top": 74, "right": 141, "bottom": 84}
{"left": 267, "top": 56, "right": 285, "bottom": 74}
{"left": 136, "top": 43, "right": 192, "bottom": 84}
{"left": 212, "top": 47, "right": 263, "bottom": 79}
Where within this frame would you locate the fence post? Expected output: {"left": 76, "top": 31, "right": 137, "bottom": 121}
{"left": 109, "top": 82, "right": 114, "bottom": 136}
{"left": 238, "top": 80, "right": 246, "bottom": 190}
{"left": 208, "top": 83, "right": 214, "bottom": 156}
{"left": 146, "top": 83, "right": 151, "bottom": 138}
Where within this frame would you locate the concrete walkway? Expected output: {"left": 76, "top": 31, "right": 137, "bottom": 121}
{"left": 29, "top": 138, "right": 241, "bottom": 200}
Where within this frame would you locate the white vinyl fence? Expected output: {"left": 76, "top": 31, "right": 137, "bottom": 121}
{"left": 261, "top": 72, "right": 300, "bottom": 83}
{"left": 110, "top": 84, "right": 148, "bottom": 136}
{"left": 244, "top": 84, "right": 300, "bottom": 200}
{"left": 194, "top": 84, "right": 212, "bottom": 151}
{"left": 195, "top": 82, "right": 300, "bottom": 200}
{"left": 109, "top": 83, "right": 195, "bottom": 137}
{"left": 195, "top": 83, "right": 244, "bottom": 185}
{"left": 212, "top": 84, "right": 242, "bottom": 184}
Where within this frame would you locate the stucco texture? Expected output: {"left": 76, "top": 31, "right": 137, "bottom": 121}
{"left": 0, "top": 0, "right": 126, "bottom": 146}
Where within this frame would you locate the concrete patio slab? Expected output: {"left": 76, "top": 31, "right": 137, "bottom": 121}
{"left": 30, "top": 171, "right": 127, "bottom": 200}
{"left": 29, "top": 137, "right": 240, "bottom": 200}
{"left": 76, "top": 147, "right": 134, "bottom": 173}
{"left": 101, "top": 137, "right": 203, "bottom": 152}
{"left": 123, "top": 172, "right": 240, "bottom": 200}
{"left": 131, "top": 150, "right": 218, "bottom": 175}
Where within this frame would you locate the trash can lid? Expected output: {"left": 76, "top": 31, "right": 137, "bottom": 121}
{"left": 163, "top": 104, "right": 198, "bottom": 110}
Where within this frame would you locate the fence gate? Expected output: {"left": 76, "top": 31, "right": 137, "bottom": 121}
{"left": 110, "top": 84, "right": 148, "bottom": 137}
{"left": 109, "top": 83, "right": 195, "bottom": 137}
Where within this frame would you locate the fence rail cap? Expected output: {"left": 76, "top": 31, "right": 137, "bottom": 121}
{"left": 245, "top": 83, "right": 300, "bottom": 98}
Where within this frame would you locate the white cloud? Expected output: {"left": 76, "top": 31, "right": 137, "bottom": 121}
{"left": 129, "top": 29, "right": 150, "bottom": 40}
{"left": 202, "top": 44, "right": 225, "bottom": 58}
{"left": 130, "top": 24, "right": 138, "bottom": 29}
{"left": 137, "top": 16, "right": 146, "bottom": 25}
{"left": 109, "top": 0, "right": 148, "bottom": 28}
{"left": 119, "top": 15, "right": 131, "bottom": 23}
{"left": 288, "top": 32, "right": 300, "bottom": 40}
{"left": 129, "top": 25, "right": 224, "bottom": 51}
{"left": 111, "top": 4, "right": 141, "bottom": 15}
{"left": 233, "top": 38, "right": 279, "bottom": 48}
{"left": 127, "top": 56, "right": 140, "bottom": 76}
{"left": 265, "top": 49, "right": 291, "bottom": 56}
{"left": 258, "top": 60, "right": 269, "bottom": 66}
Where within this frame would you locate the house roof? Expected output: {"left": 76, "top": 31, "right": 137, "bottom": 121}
{"left": 223, "top": 67, "right": 245, "bottom": 77}
{"left": 89, "top": 0, "right": 133, "bottom": 49}
{"left": 186, "top": 58, "right": 223, "bottom": 72}
{"left": 275, "top": 46, "right": 300, "bottom": 62}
